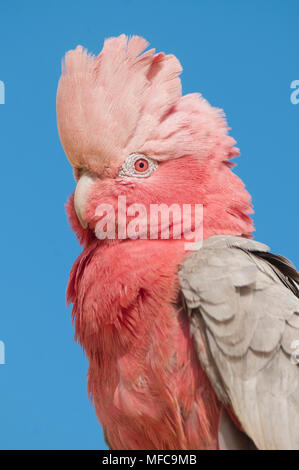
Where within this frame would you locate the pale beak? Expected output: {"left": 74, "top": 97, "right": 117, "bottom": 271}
{"left": 74, "top": 172, "right": 95, "bottom": 228}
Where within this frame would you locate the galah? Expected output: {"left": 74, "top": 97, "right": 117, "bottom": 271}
{"left": 56, "top": 35, "right": 299, "bottom": 450}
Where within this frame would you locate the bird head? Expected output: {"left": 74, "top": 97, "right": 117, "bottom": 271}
{"left": 57, "top": 35, "right": 254, "bottom": 247}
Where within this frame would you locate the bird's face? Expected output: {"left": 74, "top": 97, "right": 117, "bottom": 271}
{"left": 71, "top": 152, "right": 210, "bottom": 243}
{"left": 58, "top": 35, "right": 254, "bottom": 245}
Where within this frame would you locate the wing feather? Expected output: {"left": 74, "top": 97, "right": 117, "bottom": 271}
{"left": 179, "top": 235, "right": 299, "bottom": 449}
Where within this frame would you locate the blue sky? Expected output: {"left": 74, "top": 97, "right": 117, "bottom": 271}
{"left": 0, "top": 0, "right": 298, "bottom": 450}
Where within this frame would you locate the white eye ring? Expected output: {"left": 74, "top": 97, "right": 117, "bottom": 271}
{"left": 118, "top": 153, "right": 158, "bottom": 178}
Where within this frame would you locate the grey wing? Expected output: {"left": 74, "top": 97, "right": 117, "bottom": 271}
{"left": 179, "top": 235, "right": 299, "bottom": 450}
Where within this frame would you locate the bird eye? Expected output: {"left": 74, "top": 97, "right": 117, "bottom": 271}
{"left": 118, "top": 153, "right": 158, "bottom": 178}
{"left": 134, "top": 158, "right": 149, "bottom": 173}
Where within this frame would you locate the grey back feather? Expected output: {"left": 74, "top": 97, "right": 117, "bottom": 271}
{"left": 179, "top": 235, "right": 299, "bottom": 450}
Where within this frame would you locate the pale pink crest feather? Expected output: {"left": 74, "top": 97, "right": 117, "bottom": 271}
{"left": 57, "top": 35, "right": 182, "bottom": 173}
{"left": 57, "top": 35, "right": 238, "bottom": 175}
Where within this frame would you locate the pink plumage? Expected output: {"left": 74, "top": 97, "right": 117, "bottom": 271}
{"left": 57, "top": 35, "right": 255, "bottom": 449}
{"left": 57, "top": 35, "right": 243, "bottom": 176}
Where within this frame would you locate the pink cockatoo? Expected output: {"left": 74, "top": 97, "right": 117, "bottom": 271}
{"left": 56, "top": 35, "right": 299, "bottom": 450}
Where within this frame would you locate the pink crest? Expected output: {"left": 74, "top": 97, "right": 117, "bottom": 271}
{"left": 57, "top": 35, "right": 238, "bottom": 175}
